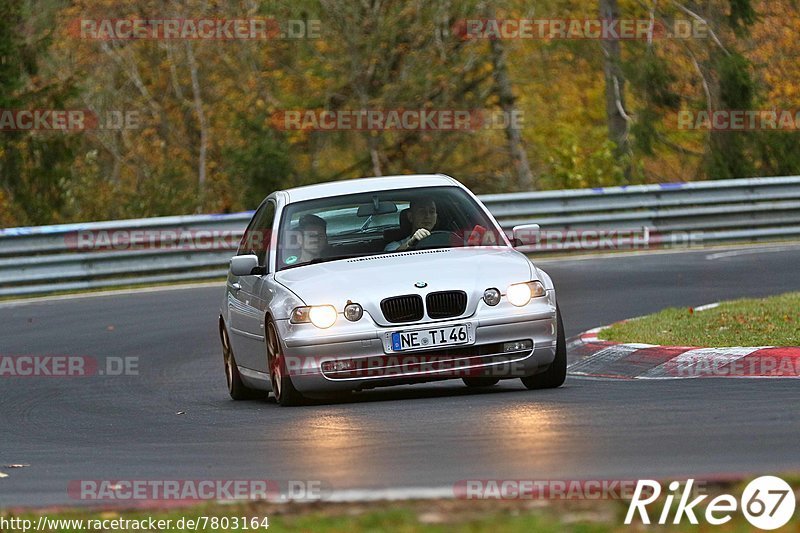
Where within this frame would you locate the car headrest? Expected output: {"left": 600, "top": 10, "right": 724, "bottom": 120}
{"left": 399, "top": 208, "right": 411, "bottom": 233}
{"left": 383, "top": 208, "right": 412, "bottom": 244}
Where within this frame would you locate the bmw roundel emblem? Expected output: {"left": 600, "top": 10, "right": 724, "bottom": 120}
{"left": 414, "top": 281, "right": 427, "bottom": 288}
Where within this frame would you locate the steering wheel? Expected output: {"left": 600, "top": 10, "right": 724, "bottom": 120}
{"left": 412, "top": 230, "right": 464, "bottom": 249}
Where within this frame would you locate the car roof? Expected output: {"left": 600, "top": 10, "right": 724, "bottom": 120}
{"left": 281, "top": 174, "right": 460, "bottom": 203}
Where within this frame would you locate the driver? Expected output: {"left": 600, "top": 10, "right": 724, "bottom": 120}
{"left": 284, "top": 214, "right": 328, "bottom": 265}
{"left": 385, "top": 198, "right": 437, "bottom": 252}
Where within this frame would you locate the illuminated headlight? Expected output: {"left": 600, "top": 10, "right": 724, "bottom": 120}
{"left": 309, "top": 305, "right": 337, "bottom": 328}
{"left": 344, "top": 303, "right": 363, "bottom": 322}
{"left": 290, "top": 305, "right": 337, "bottom": 329}
{"left": 506, "top": 281, "right": 546, "bottom": 307}
{"left": 483, "top": 288, "right": 501, "bottom": 306}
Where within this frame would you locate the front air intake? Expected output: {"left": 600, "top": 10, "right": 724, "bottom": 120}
{"left": 380, "top": 295, "right": 424, "bottom": 323}
{"left": 426, "top": 291, "right": 467, "bottom": 319}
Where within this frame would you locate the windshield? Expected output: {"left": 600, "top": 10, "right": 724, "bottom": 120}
{"left": 276, "top": 186, "right": 505, "bottom": 270}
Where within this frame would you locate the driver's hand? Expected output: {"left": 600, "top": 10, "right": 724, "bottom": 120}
{"left": 410, "top": 228, "right": 431, "bottom": 243}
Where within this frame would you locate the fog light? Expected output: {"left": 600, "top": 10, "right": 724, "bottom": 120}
{"left": 344, "top": 303, "right": 363, "bottom": 321}
{"left": 483, "top": 288, "right": 501, "bottom": 306}
{"left": 322, "top": 360, "right": 357, "bottom": 372}
{"left": 503, "top": 340, "right": 533, "bottom": 353}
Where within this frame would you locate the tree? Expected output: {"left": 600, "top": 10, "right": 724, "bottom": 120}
{"left": 488, "top": 31, "right": 536, "bottom": 190}
{"left": 600, "top": 0, "right": 632, "bottom": 179}
{"left": 0, "top": 0, "right": 78, "bottom": 225}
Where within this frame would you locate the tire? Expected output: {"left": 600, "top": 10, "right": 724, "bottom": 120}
{"left": 221, "top": 322, "right": 263, "bottom": 400}
{"left": 521, "top": 306, "right": 567, "bottom": 390}
{"left": 266, "top": 320, "right": 305, "bottom": 406}
{"left": 462, "top": 377, "right": 500, "bottom": 388}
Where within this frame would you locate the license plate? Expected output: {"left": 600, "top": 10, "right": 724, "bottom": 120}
{"left": 390, "top": 324, "right": 471, "bottom": 352}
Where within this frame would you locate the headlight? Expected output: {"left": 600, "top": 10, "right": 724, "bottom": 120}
{"left": 506, "top": 281, "right": 546, "bottom": 307}
{"left": 309, "top": 305, "right": 337, "bottom": 328}
{"left": 344, "top": 302, "right": 363, "bottom": 321}
{"left": 290, "top": 307, "right": 310, "bottom": 323}
{"left": 290, "top": 305, "right": 338, "bottom": 328}
{"left": 483, "top": 288, "right": 501, "bottom": 306}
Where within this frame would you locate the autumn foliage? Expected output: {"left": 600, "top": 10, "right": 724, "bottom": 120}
{"left": 0, "top": 0, "right": 796, "bottom": 226}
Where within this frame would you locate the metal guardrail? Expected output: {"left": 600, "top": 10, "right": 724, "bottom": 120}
{"left": 2, "top": 175, "right": 800, "bottom": 297}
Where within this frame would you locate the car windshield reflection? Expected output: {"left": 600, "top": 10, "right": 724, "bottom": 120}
{"left": 276, "top": 186, "right": 505, "bottom": 271}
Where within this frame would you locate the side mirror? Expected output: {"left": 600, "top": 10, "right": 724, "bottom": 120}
{"left": 512, "top": 224, "right": 540, "bottom": 246}
{"left": 230, "top": 254, "right": 260, "bottom": 276}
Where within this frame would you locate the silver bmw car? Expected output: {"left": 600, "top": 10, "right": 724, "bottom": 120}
{"left": 219, "top": 174, "right": 565, "bottom": 405}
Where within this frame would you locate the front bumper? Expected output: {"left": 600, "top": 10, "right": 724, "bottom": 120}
{"left": 274, "top": 300, "right": 558, "bottom": 394}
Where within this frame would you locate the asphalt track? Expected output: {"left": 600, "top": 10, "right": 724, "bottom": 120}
{"left": 1, "top": 244, "right": 799, "bottom": 507}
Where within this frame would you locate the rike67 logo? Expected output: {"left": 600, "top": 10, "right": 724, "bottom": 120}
{"left": 625, "top": 476, "right": 796, "bottom": 530}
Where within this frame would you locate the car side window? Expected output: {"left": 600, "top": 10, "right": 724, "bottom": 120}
{"left": 239, "top": 201, "right": 276, "bottom": 268}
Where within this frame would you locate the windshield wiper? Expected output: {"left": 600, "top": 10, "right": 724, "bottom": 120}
{"left": 280, "top": 254, "right": 359, "bottom": 270}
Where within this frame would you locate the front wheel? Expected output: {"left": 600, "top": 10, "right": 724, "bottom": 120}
{"left": 521, "top": 307, "right": 566, "bottom": 390}
{"left": 266, "top": 320, "right": 305, "bottom": 406}
{"left": 221, "top": 323, "right": 263, "bottom": 400}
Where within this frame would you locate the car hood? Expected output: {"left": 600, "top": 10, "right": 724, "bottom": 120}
{"left": 274, "top": 247, "right": 534, "bottom": 326}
